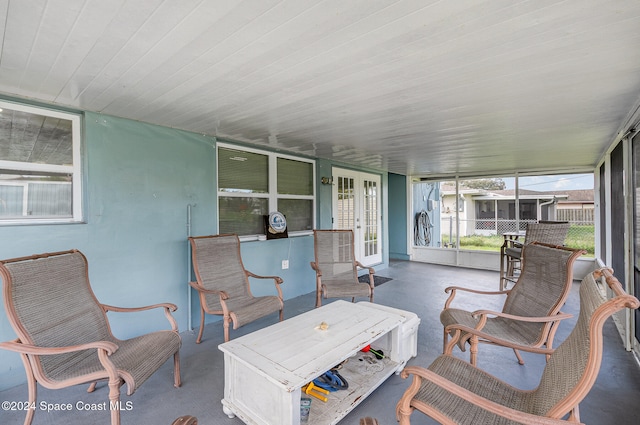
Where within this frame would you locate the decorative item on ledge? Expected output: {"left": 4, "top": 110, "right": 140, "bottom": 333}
{"left": 321, "top": 176, "right": 333, "bottom": 185}
{"left": 263, "top": 212, "right": 288, "bottom": 240}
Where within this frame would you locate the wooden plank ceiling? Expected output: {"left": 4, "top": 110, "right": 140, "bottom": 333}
{"left": 1, "top": 0, "right": 640, "bottom": 176}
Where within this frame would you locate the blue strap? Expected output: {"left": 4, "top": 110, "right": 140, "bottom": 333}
{"left": 312, "top": 370, "right": 349, "bottom": 392}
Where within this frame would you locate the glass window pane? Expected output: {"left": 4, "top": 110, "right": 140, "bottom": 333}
{"left": 219, "top": 197, "right": 268, "bottom": 235}
{"left": 277, "top": 158, "right": 313, "bottom": 195}
{"left": 413, "top": 181, "right": 443, "bottom": 247}
{"left": 0, "top": 101, "right": 81, "bottom": 224}
{"left": 218, "top": 147, "right": 268, "bottom": 193}
{"left": 0, "top": 182, "right": 24, "bottom": 217}
{"left": 278, "top": 199, "right": 313, "bottom": 232}
{"left": 458, "top": 177, "right": 510, "bottom": 251}
{"left": 518, "top": 173, "right": 594, "bottom": 256}
{"left": 336, "top": 176, "right": 355, "bottom": 229}
{"left": 0, "top": 173, "right": 72, "bottom": 218}
{"left": 0, "top": 107, "right": 73, "bottom": 166}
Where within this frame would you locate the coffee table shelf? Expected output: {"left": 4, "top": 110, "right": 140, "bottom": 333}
{"left": 305, "top": 350, "right": 399, "bottom": 424}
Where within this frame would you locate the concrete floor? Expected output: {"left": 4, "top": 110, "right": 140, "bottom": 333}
{"left": 1, "top": 260, "right": 639, "bottom": 425}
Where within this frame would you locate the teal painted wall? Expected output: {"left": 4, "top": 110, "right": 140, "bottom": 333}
{"left": 316, "top": 158, "right": 335, "bottom": 229}
{"left": 389, "top": 173, "right": 410, "bottom": 259}
{"left": 0, "top": 110, "right": 389, "bottom": 390}
{"left": 0, "top": 112, "right": 319, "bottom": 390}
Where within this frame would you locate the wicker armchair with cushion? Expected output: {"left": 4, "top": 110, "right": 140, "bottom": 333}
{"left": 441, "top": 242, "right": 585, "bottom": 366}
{"left": 310, "top": 229, "right": 375, "bottom": 308}
{"left": 189, "top": 234, "right": 284, "bottom": 343}
{"left": 397, "top": 268, "right": 639, "bottom": 425}
{"left": 0, "top": 250, "right": 182, "bottom": 425}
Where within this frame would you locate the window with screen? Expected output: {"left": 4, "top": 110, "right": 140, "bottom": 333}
{"left": 217, "top": 144, "right": 315, "bottom": 236}
{"left": 0, "top": 100, "right": 82, "bottom": 224}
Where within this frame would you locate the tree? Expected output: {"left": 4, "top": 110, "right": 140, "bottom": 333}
{"left": 460, "top": 178, "right": 506, "bottom": 190}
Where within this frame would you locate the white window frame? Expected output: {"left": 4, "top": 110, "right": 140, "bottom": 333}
{"left": 0, "top": 100, "right": 83, "bottom": 225}
{"left": 216, "top": 142, "right": 316, "bottom": 240}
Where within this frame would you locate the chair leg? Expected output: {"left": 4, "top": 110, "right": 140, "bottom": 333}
{"left": 195, "top": 306, "right": 206, "bottom": 344}
{"left": 87, "top": 381, "right": 98, "bottom": 392}
{"left": 173, "top": 351, "right": 181, "bottom": 388}
{"left": 568, "top": 405, "right": 581, "bottom": 422}
{"left": 223, "top": 316, "right": 231, "bottom": 342}
{"left": 444, "top": 329, "right": 460, "bottom": 355}
{"left": 107, "top": 378, "right": 122, "bottom": 425}
{"left": 279, "top": 308, "right": 284, "bottom": 322}
{"left": 442, "top": 328, "right": 448, "bottom": 354}
{"left": 513, "top": 348, "right": 525, "bottom": 365}
{"left": 21, "top": 354, "right": 36, "bottom": 425}
{"left": 499, "top": 246, "right": 506, "bottom": 291}
{"left": 546, "top": 319, "right": 562, "bottom": 353}
{"left": 396, "top": 378, "right": 419, "bottom": 425}
{"left": 469, "top": 335, "right": 479, "bottom": 366}
{"left": 315, "top": 289, "right": 322, "bottom": 308}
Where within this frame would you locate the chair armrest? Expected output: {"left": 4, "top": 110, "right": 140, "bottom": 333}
{"left": 101, "top": 303, "right": 177, "bottom": 313}
{"left": 245, "top": 271, "right": 284, "bottom": 300}
{"left": 310, "top": 261, "right": 321, "bottom": 274}
{"left": 246, "top": 270, "right": 284, "bottom": 285}
{"left": 443, "top": 286, "right": 510, "bottom": 309}
{"left": 500, "top": 238, "right": 524, "bottom": 249}
{"left": 398, "top": 365, "right": 584, "bottom": 425}
{"left": 471, "top": 310, "right": 573, "bottom": 323}
{"left": 355, "top": 261, "right": 375, "bottom": 288}
{"left": 355, "top": 261, "right": 375, "bottom": 275}
{"left": 0, "top": 338, "right": 118, "bottom": 356}
{"left": 101, "top": 303, "right": 179, "bottom": 332}
{"left": 443, "top": 312, "right": 571, "bottom": 356}
{"left": 510, "top": 240, "right": 524, "bottom": 248}
{"left": 189, "top": 281, "right": 229, "bottom": 299}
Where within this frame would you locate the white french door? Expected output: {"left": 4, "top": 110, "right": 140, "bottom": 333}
{"left": 332, "top": 168, "right": 382, "bottom": 266}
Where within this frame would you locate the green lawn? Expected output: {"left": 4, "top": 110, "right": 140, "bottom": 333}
{"left": 445, "top": 225, "right": 595, "bottom": 256}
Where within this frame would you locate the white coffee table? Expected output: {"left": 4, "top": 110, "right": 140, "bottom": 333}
{"left": 218, "top": 300, "right": 418, "bottom": 425}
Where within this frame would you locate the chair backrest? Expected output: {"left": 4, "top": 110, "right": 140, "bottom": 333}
{"left": 313, "top": 230, "right": 358, "bottom": 281}
{"left": 525, "top": 221, "right": 570, "bottom": 246}
{"left": 189, "top": 234, "right": 251, "bottom": 308}
{"left": 502, "top": 242, "right": 584, "bottom": 318}
{"left": 0, "top": 250, "right": 113, "bottom": 379}
{"left": 529, "top": 268, "right": 639, "bottom": 418}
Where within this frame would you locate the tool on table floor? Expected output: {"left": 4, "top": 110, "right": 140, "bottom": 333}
{"left": 302, "top": 381, "right": 329, "bottom": 402}
{"left": 361, "top": 344, "right": 384, "bottom": 359}
{"left": 313, "top": 369, "right": 349, "bottom": 392}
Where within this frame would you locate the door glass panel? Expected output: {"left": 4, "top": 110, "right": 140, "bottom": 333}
{"left": 336, "top": 176, "right": 355, "bottom": 229}
{"left": 333, "top": 169, "right": 381, "bottom": 265}
{"left": 363, "top": 179, "right": 378, "bottom": 256}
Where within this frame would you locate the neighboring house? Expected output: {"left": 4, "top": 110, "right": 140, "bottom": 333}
{"left": 438, "top": 186, "right": 594, "bottom": 237}
{"left": 547, "top": 189, "right": 595, "bottom": 224}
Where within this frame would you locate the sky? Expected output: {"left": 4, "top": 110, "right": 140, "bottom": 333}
{"left": 503, "top": 173, "right": 594, "bottom": 192}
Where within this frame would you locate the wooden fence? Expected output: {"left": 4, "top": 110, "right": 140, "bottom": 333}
{"left": 557, "top": 208, "right": 594, "bottom": 224}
